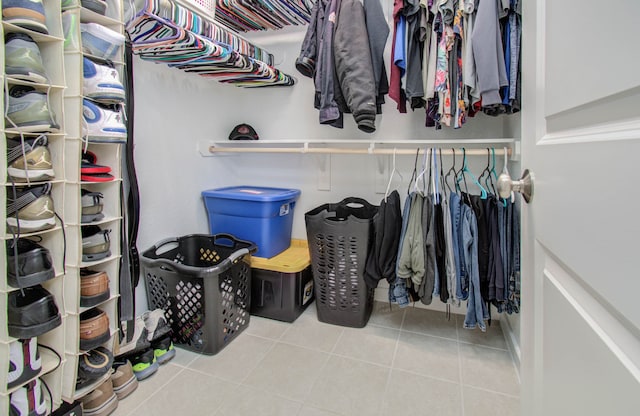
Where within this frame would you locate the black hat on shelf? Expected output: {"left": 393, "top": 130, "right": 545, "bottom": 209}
{"left": 228, "top": 123, "right": 259, "bottom": 141}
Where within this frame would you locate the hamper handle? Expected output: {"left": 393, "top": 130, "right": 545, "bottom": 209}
{"left": 335, "top": 197, "right": 377, "bottom": 219}
{"left": 149, "top": 247, "right": 252, "bottom": 276}
{"left": 337, "top": 197, "right": 375, "bottom": 210}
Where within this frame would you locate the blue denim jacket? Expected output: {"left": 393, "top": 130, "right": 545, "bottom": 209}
{"left": 450, "top": 193, "right": 468, "bottom": 301}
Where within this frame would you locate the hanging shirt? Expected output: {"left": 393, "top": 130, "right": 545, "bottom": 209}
{"left": 364, "top": 190, "right": 402, "bottom": 288}
{"left": 442, "top": 193, "right": 458, "bottom": 305}
{"left": 389, "top": 0, "right": 407, "bottom": 113}
{"left": 418, "top": 194, "right": 437, "bottom": 305}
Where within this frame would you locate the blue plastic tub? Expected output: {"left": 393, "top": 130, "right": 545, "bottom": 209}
{"left": 202, "top": 186, "right": 301, "bottom": 258}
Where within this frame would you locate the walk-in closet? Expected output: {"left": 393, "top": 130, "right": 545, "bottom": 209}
{"left": 1, "top": 0, "right": 638, "bottom": 415}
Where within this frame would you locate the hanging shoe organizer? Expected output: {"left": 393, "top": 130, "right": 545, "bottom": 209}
{"left": 125, "top": 0, "right": 296, "bottom": 87}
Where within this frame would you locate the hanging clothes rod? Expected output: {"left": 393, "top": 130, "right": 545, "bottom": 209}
{"left": 208, "top": 145, "right": 512, "bottom": 156}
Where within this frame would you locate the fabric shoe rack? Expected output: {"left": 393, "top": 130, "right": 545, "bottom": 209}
{"left": 0, "top": 0, "right": 127, "bottom": 413}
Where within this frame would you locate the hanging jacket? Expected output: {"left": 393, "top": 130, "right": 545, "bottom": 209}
{"left": 364, "top": 190, "right": 402, "bottom": 288}
{"left": 295, "top": 0, "right": 342, "bottom": 126}
{"left": 333, "top": 0, "right": 378, "bottom": 132}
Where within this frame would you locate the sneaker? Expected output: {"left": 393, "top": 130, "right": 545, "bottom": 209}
{"left": 111, "top": 359, "right": 138, "bottom": 400}
{"left": 81, "top": 225, "right": 111, "bottom": 262}
{"left": 82, "top": 99, "right": 126, "bottom": 143}
{"left": 79, "top": 308, "right": 110, "bottom": 351}
{"left": 62, "top": 10, "right": 78, "bottom": 50}
{"left": 81, "top": 150, "right": 113, "bottom": 182}
{"left": 142, "top": 309, "right": 171, "bottom": 342}
{"left": 8, "top": 338, "right": 42, "bottom": 389}
{"left": 6, "top": 183, "right": 56, "bottom": 233}
{"left": 76, "top": 346, "right": 113, "bottom": 389}
{"left": 2, "top": 0, "right": 48, "bottom": 35}
{"left": 83, "top": 57, "right": 124, "bottom": 104}
{"left": 116, "top": 315, "right": 150, "bottom": 357}
{"left": 130, "top": 348, "right": 158, "bottom": 381}
{"left": 81, "top": 189, "right": 104, "bottom": 223}
{"left": 151, "top": 334, "right": 175, "bottom": 365}
{"left": 9, "top": 378, "right": 47, "bottom": 416}
{"left": 4, "top": 33, "right": 48, "bottom": 84}
{"left": 6, "top": 238, "right": 55, "bottom": 288}
{"left": 80, "top": 269, "right": 110, "bottom": 307}
{"left": 6, "top": 135, "right": 54, "bottom": 182}
{"left": 80, "top": 23, "right": 125, "bottom": 61}
{"left": 8, "top": 284, "right": 62, "bottom": 339}
{"left": 82, "top": 0, "right": 107, "bottom": 15}
{"left": 80, "top": 378, "right": 118, "bottom": 416}
{"left": 5, "top": 85, "right": 59, "bottom": 133}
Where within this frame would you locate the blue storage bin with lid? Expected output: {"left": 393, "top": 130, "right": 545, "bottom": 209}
{"left": 202, "top": 186, "right": 301, "bottom": 258}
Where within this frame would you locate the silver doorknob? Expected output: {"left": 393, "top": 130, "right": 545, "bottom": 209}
{"left": 497, "top": 169, "right": 534, "bottom": 203}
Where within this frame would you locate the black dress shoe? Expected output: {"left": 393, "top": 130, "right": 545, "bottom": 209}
{"left": 6, "top": 238, "right": 55, "bottom": 288}
{"left": 8, "top": 285, "right": 61, "bottom": 338}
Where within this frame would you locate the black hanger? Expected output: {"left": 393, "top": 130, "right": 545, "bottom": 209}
{"left": 444, "top": 147, "right": 457, "bottom": 194}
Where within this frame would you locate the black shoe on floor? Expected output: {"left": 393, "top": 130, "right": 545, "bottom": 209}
{"left": 8, "top": 285, "right": 61, "bottom": 338}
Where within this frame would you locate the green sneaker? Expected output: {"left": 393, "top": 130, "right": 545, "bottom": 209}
{"left": 130, "top": 348, "right": 158, "bottom": 381}
{"left": 152, "top": 335, "right": 175, "bottom": 365}
{"left": 4, "top": 33, "right": 48, "bottom": 84}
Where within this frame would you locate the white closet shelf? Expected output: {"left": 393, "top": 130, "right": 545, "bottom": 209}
{"left": 201, "top": 139, "right": 518, "bottom": 157}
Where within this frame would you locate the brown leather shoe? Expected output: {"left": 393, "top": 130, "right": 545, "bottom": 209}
{"left": 81, "top": 378, "right": 118, "bottom": 416}
{"left": 80, "top": 308, "right": 110, "bottom": 351}
{"left": 80, "top": 269, "right": 110, "bottom": 308}
{"left": 111, "top": 359, "right": 138, "bottom": 400}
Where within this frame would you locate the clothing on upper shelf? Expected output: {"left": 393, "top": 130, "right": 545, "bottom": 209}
{"left": 296, "top": 0, "right": 390, "bottom": 132}
{"left": 389, "top": 0, "right": 522, "bottom": 129}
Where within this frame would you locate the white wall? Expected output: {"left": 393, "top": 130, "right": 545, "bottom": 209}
{"left": 131, "top": 26, "right": 521, "bottom": 342}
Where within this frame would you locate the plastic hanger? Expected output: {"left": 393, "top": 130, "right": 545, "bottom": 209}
{"left": 502, "top": 146, "right": 515, "bottom": 202}
{"left": 414, "top": 148, "right": 430, "bottom": 196}
{"left": 459, "top": 148, "right": 487, "bottom": 199}
{"left": 444, "top": 148, "right": 457, "bottom": 194}
{"left": 481, "top": 148, "right": 497, "bottom": 196}
{"left": 432, "top": 148, "right": 440, "bottom": 203}
{"left": 407, "top": 149, "right": 420, "bottom": 195}
{"left": 384, "top": 148, "right": 404, "bottom": 202}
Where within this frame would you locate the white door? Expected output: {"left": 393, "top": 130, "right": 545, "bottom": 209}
{"left": 520, "top": 0, "right": 640, "bottom": 414}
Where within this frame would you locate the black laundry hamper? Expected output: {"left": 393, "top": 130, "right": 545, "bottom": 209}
{"left": 305, "top": 198, "right": 378, "bottom": 328}
{"left": 141, "top": 234, "right": 256, "bottom": 355}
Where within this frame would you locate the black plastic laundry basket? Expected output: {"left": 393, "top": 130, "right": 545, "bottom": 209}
{"left": 305, "top": 198, "right": 378, "bottom": 328}
{"left": 141, "top": 234, "right": 256, "bottom": 355}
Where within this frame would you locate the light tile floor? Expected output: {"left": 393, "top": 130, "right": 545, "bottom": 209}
{"left": 112, "top": 301, "right": 520, "bottom": 416}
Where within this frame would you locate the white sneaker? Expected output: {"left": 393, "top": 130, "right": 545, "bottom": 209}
{"left": 8, "top": 338, "right": 42, "bottom": 389}
{"left": 82, "top": 99, "right": 126, "bottom": 143}
{"left": 83, "top": 57, "right": 125, "bottom": 104}
{"left": 9, "top": 378, "right": 47, "bottom": 416}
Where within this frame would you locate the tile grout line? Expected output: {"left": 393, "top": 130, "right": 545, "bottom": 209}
{"left": 121, "top": 365, "right": 187, "bottom": 416}
{"left": 377, "top": 308, "right": 406, "bottom": 416}
{"left": 456, "top": 314, "right": 467, "bottom": 416}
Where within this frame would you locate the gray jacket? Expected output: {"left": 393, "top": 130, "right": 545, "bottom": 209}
{"left": 334, "top": 0, "right": 377, "bottom": 132}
